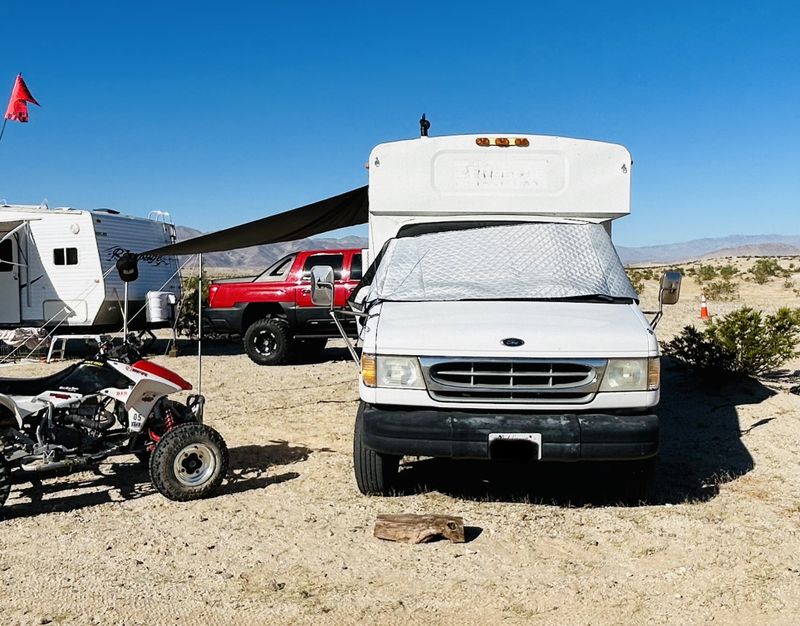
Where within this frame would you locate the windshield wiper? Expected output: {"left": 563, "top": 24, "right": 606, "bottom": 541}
{"left": 551, "top": 294, "right": 635, "bottom": 304}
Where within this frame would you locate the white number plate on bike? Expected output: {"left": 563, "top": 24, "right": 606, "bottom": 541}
{"left": 128, "top": 409, "right": 146, "bottom": 432}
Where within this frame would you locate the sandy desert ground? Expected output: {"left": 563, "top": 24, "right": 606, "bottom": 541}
{"left": 1, "top": 258, "right": 799, "bottom": 625}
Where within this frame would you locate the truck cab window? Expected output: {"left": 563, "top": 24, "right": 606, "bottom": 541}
{"left": 0, "top": 240, "right": 13, "bottom": 272}
{"left": 302, "top": 254, "right": 344, "bottom": 281}
{"left": 350, "top": 254, "right": 363, "bottom": 281}
{"left": 54, "top": 247, "right": 78, "bottom": 266}
{"left": 255, "top": 254, "right": 296, "bottom": 282}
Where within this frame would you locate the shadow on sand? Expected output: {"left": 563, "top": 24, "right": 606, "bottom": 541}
{"left": 1, "top": 441, "right": 312, "bottom": 519}
{"left": 155, "top": 338, "right": 355, "bottom": 364}
{"left": 391, "top": 357, "right": 772, "bottom": 507}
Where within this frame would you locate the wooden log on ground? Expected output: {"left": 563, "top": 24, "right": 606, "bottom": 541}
{"left": 374, "top": 514, "right": 465, "bottom": 544}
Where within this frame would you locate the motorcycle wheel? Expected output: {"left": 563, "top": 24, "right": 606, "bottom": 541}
{"left": 0, "top": 456, "right": 11, "bottom": 508}
{"left": 149, "top": 423, "right": 229, "bottom": 501}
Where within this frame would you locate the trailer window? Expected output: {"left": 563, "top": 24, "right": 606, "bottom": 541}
{"left": 301, "top": 254, "right": 344, "bottom": 281}
{"left": 54, "top": 248, "right": 79, "bottom": 266}
{"left": 0, "top": 240, "right": 12, "bottom": 272}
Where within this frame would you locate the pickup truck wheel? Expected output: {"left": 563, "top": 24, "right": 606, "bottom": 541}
{"left": 244, "top": 318, "right": 292, "bottom": 365}
{"left": 353, "top": 402, "right": 400, "bottom": 495}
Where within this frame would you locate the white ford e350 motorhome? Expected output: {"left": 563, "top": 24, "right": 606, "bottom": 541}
{"left": 311, "top": 134, "right": 681, "bottom": 498}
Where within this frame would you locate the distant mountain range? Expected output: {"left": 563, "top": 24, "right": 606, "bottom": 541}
{"left": 176, "top": 226, "right": 800, "bottom": 271}
{"left": 617, "top": 234, "right": 800, "bottom": 265}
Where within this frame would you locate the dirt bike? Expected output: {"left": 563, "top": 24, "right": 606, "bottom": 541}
{"left": 0, "top": 335, "right": 228, "bottom": 509}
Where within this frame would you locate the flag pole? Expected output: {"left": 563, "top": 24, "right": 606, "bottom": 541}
{"left": 0, "top": 119, "right": 7, "bottom": 143}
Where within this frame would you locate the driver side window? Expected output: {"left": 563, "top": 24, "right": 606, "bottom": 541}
{"left": 301, "top": 254, "right": 344, "bottom": 281}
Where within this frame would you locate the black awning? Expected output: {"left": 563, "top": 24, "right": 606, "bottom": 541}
{"left": 143, "top": 185, "right": 369, "bottom": 256}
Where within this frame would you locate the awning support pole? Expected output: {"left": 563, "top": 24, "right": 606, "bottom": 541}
{"left": 197, "top": 253, "right": 203, "bottom": 396}
{"left": 123, "top": 282, "right": 129, "bottom": 338}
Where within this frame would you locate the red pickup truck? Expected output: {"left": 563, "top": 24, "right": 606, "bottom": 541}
{"left": 205, "top": 249, "right": 362, "bottom": 365}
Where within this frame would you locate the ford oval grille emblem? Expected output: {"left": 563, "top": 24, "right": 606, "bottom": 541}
{"left": 502, "top": 337, "right": 525, "bottom": 347}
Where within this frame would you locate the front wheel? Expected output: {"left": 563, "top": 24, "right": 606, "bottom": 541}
{"left": 149, "top": 423, "right": 229, "bottom": 501}
{"left": 353, "top": 402, "right": 400, "bottom": 495}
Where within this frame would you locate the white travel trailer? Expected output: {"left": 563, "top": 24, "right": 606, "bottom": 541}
{"left": 0, "top": 204, "right": 181, "bottom": 332}
{"left": 311, "top": 134, "right": 681, "bottom": 499}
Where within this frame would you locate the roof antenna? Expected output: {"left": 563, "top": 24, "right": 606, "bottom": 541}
{"left": 419, "top": 113, "right": 430, "bottom": 137}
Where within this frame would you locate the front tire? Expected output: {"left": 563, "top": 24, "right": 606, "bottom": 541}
{"left": 243, "top": 318, "right": 292, "bottom": 365}
{"left": 149, "top": 423, "right": 229, "bottom": 501}
{"left": 353, "top": 402, "right": 400, "bottom": 495}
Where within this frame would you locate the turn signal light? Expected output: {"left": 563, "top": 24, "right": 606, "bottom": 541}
{"left": 476, "top": 137, "right": 490, "bottom": 146}
{"left": 647, "top": 357, "right": 660, "bottom": 391}
{"left": 515, "top": 137, "right": 530, "bottom": 147}
{"left": 361, "top": 353, "right": 377, "bottom": 387}
{"left": 495, "top": 137, "right": 510, "bottom": 147}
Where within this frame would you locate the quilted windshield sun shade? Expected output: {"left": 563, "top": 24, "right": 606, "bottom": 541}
{"left": 369, "top": 222, "right": 638, "bottom": 302}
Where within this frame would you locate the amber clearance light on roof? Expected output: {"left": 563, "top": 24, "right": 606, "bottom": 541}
{"left": 475, "top": 137, "right": 530, "bottom": 147}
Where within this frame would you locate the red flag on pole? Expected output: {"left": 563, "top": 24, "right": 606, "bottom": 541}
{"left": 4, "top": 74, "right": 39, "bottom": 123}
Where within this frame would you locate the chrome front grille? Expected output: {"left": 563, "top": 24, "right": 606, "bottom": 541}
{"left": 420, "top": 357, "right": 607, "bottom": 404}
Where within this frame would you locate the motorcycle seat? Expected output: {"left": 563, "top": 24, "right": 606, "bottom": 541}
{"left": 0, "top": 364, "right": 81, "bottom": 397}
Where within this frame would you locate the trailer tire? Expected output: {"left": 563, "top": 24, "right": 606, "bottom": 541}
{"left": 353, "top": 402, "right": 400, "bottom": 495}
{"left": 243, "top": 318, "right": 292, "bottom": 365}
{"left": 0, "top": 456, "right": 11, "bottom": 509}
{"left": 149, "top": 423, "right": 229, "bottom": 501}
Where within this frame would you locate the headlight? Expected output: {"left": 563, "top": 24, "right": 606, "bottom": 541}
{"left": 375, "top": 355, "right": 425, "bottom": 389}
{"left": 599, "top": 358, "right": 659, "bottom": 392}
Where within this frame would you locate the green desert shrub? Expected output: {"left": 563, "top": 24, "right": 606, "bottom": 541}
{"left": 663, "top": 307, "right": 800, "bottom": 376}
{"left": 176, "top": 274, "right": 210, "bottom": 338}
{"left": 750, "top": 258, "right": 788, "bottom": 284}
{"left": 703, "top": 279, "right": 739, "bottom": 301}
{"left": 718, "top": 264, "right": 738, "bottom": 280}
{"left": 625, "top": 269, "right": 646, "bottom": 295}
{"left": 696, "top": 264, "right": 718, "bottom": 283}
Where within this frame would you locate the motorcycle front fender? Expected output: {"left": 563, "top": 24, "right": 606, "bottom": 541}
{"left": 124, "top": 378, "right": 177, "bottom": 432}
{"left": 0, "top": 394, "right": 24, "bottom": 429}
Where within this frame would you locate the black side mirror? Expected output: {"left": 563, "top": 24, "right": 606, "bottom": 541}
{"left": 116, "top": 252, "right": 139, "bottom": 282}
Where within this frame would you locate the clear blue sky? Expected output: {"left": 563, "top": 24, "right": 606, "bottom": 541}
{"left": 1, "top": 1, "right": 797, "bottom": 247}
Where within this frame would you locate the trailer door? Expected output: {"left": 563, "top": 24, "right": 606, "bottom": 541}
{"left": 0, "top": 226, "right": 21, "bottom": 323}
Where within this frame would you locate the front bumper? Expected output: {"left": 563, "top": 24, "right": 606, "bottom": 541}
{"left": 360, "top": 403, "right": 658, "bottom": 461}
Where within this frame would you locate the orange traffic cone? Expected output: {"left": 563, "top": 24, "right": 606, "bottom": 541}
{"left": 699, "top": 291, "right": 710, "bottom": 321}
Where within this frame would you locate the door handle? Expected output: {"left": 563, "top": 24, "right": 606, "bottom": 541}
{"left": 301, "top": 288, "right": 311, "bottom": 295}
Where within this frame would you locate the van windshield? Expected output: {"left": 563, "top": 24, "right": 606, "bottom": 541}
{"left": 367, "top": 222, "right": 638, "bottom": 303}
